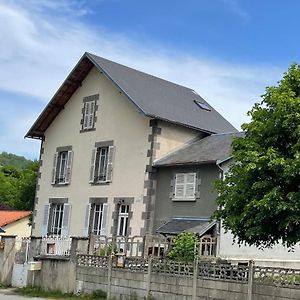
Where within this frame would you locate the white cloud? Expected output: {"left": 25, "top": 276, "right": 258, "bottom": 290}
{"left": 0, "top": 1, "right": 284, "bottom": 158}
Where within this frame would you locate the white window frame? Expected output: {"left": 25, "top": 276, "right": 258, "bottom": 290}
{"left": 83, "top": 100, "right": 95, "bottom": 130}
{"left": 173, "top": 173, "right": 197, "bottom": 201}
{"left": 117, "top": 204, "right": 129, "bottom": 236}
{"left": 92, "top": 204, "right": 104, "bottom": 235}
{"left": 49, "top": 203, "right": 64, "bottom": 236}
{"left": 95, "top": 147, "right": 108, "bottom": 182}
{"left": 56, "top": 151, "right": 68, "bottom": 184}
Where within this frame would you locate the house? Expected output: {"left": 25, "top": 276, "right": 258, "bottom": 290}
{"left": 25, "top": 52, "right": 236, "bottom": 238}
{"left": 0, "top": 210, "right": 31, "bottom": 237}
{"left": 152, "top": 132, "right": 300, "bottom": 267}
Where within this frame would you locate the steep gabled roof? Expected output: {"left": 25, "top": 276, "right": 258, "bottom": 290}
{"left": 0, "top": 210, "right": 31, "bottom": 227}
{"left": 153, "top": 132, "right": 244, "bottom": 167}
{"left": 26, "top": 52, "right": 237, "bottom": 139}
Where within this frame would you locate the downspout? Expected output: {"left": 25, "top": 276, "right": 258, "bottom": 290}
{"left": 215, "top": 159, "right": 224, "bottom": 258}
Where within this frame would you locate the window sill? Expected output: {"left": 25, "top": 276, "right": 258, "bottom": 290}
{"left": 52, "top": 183, "right": 69, "bottom": 187}
{"left": 172, "top": 197, "right": 196, "bottom": 202}
{"left": 80, "top": 128, "right": 96, "bottom": 133}
{"left": 90, "top": 181, "right": 111, "bottom": 186}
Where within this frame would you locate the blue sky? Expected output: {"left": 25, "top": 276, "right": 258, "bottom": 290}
{"left": 0, "top": 0, "right": 299, "bottom": 159}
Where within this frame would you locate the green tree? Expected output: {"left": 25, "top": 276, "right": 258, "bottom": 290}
{"left": 215, "top": 63, "right": 300, "bottom": 248}
{"left": 167, "top": 232, "right": 198, "bottom": 262}
{"left": 0, "top": 153, "right": 38, "bottom": 211}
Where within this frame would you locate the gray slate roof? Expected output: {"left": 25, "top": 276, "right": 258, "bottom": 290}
{"left": 156, "top": 217, "right": 216, "bottom": 235}
{"left": 154, "top": 132, "right": 244, "bottom": 166}
{"left": 87, "top": 53, "right": 237, "bottom": 134}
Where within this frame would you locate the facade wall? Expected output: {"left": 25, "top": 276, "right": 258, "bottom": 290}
{"left": 218, "top": 159, "right": 300, "bottom": 266}
{"left": 33, "top": 66, "right": 202, "bottom": 237}
{"left": 34, "top": 66, "right": 151, "bottom": 236}
{"left": 155, "top": 120, "right": 202, "bottom": 160}
{"left": 1, "top": 218, "right": 31, "bottom": 237}
{"left": 153, "top": 164, "right": 219, "bottom": 232}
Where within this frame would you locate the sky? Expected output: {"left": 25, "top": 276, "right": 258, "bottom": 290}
{"left": 1, "top": 0, "right": 300, "bottom": 160}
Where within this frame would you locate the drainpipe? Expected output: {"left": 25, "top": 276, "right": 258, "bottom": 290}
{"left": 215, "top": 159, "right": 225, "bottom": 259}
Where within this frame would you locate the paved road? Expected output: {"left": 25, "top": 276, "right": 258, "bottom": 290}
{"left": 0, "top": 289, "right": 44, "bottom": 300}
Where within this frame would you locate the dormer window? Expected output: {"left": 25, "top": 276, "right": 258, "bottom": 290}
{"left": 194, "top": 100, "right": 211, "bottom": 111}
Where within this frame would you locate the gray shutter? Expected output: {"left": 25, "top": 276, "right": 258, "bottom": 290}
{"left": 41, "top": 204, "right": 50, "bottom": 237}
{"left": 186, "top": 173, "right": 196, "bottom": 198}
{"left": 83, "top": 204, "right": 91, "bottom": 237}
{"left": 195, "top": 175, "right": 201, "bottom": 199}
{"left": 61, "top": 204, "right": 71, "bottom": 237}
{"left": 65, "top": 150, "right": 73, "bottom": 184}
{"left": 83, "top": 102, "right": 90, "bottom": 129}
{"left": 51, "top": 153, "right": 58, "bottom": 184}
{"left": 89, "top": 101, "right": 95, "bottom": 128}
{"left": 175, "top": 174, "right": 185, "bottom": 198}
{"left": 89, "top": 149, "right": 97, "bottom": 183}
{"left": 169, "top": 177, "right": 175, "bottom": 198}
{"left": 106, "top": 146, "right": 115, "bottom": 182}
{"left": 100, "top": 203, "right": 108, "bottom": 235}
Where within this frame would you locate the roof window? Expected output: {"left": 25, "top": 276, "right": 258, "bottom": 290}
{"left": 194, "top": 100, "right": 211, "bottom": 111}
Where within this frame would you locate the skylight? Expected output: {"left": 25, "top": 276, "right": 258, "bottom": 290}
{"left": 194, "top": 100, "right": 211, "bottom": 111}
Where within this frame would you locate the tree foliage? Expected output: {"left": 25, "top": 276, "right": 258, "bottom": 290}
{"left": 167, "top": 231, "right": 198, "bottom": 262}
{"left": 214, "top": 63, "right": 300, "bottom": 248}
{"left": 0, "top": 152, "right": 38, "bottom": 211}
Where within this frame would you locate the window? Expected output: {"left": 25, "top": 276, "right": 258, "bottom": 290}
{"left": 95, "top": 147, "right": 108, "bottom": 182}
{"left": 117, "top": 204, "right": 129, "bottom": 236}
{"left": 49, "top": 203, "right": 64, "bottom": 236}
{"left": 83, "top": 201, "right": 108, "bottom": 237}
{"left": 90, "top": 144, "right": 115, "bottom": 184}
{"left": 92, "top": 204, "right": 106, "bottom": 235}
{"left": 51, "top": 149, "right": 73, "bottom": 185}
{"left": 41, "top": 202, "right": 71, "bottom": 237}
{"left": 174, "top": 173, "right": 197, "bottom": 200}
{"left": 194, "top": 100, "right": 211, "bottom": 111}
{"left": 57, "top": 151, "right": 68, "bottom": 183}
{"left": 81, "top": 94, "right": 99, "bottom": 132}
{"left": 83, "top": 100, "right": 95, "bottom": 130}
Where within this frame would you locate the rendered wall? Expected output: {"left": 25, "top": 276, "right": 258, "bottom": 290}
{"left": 1, "top": 217, "right": 31, "bottom": 237}
{"left": 153, "top": 164, "right": 219, "bottom": 231}
{"left": 218, "top": 160, "right": 300, "bottom": 266}
{"left": 34, "top": 66, "right": 152, "bottom": 237}
{"left": 155, "top": 120, "right": 202, "bottom": 160}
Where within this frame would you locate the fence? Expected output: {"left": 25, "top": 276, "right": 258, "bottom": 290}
{"left": 254, "top": 265, "right": 300, "bottom": 288}
{"left": 76, "top": 255, "right": 300, "bottom": 299}
{"left": 89, "top": 234, "right": 217, "bottom": 258}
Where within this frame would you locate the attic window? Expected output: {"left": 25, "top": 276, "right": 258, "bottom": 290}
{"left": 194, "top": 100, "right": 211, "bottom": 111}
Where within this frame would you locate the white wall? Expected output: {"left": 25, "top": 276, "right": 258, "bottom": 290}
{"left": 219, "top": 160, "right": 300, "bottom": 267}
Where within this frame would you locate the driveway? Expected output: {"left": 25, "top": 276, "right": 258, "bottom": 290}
{"left": 0, "top": 288, "right": 45, "bottom": 299}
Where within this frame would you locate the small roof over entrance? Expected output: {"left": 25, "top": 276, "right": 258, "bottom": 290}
{"left": 156, "top": 217, "right": 217, "bottom": 236}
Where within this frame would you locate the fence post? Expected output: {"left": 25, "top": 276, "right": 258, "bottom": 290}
{"left": 107, "top": 255, "right": 113, "bottom": 299}
{"left": 146, "top": 257, "right": 153, "bottom": 298}
{"left": 247, "top": 260, "right": 254, "bottom": 300}
{"left": 192, "top": 258, "right": 198, "bottom": 300}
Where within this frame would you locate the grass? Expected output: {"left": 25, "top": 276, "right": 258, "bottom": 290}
{"left": 16, "top": 287, "right": 107, "bottom": 299}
